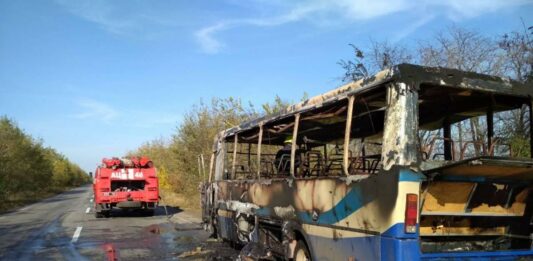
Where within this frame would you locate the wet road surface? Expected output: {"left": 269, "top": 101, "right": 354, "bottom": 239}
{"left": 0, "top": 185, "right": 238, "bottom": 260}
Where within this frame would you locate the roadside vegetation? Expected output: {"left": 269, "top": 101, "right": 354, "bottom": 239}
{"left": 132, "top": 24, "right": 532, "bottom": 209}
{"left": 0, "top": 117, "right": 90, "bottom": 212}
{"left": 129, "top": 97, "right": 293, "bottom": 208}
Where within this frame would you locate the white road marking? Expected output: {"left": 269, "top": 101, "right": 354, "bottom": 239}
{"left": 71, "top": 226, "right": 83, "bottom": 243}
{"left": 85, "top": 207, "right": 90, "bottom": 213}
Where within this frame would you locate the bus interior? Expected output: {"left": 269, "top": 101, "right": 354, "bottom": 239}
{"left": 417, "top": 84, "right": 533, "bottom": 252}
{"left": 222, "top": 85, "right": 387, "bottom": 180}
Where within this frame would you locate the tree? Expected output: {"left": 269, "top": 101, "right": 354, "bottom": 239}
{"left": 368, "top": 40, "right": 413, "bottom": 72}
{"left": 496, "top": 23, "right": 533, "bottom": 157}
{"left": 171, "top": 98, "right": 256, "bottom": 199}
{"left": 0, "top": 116, "right": 88, "bottom": 210}
{"left": 262, "top": 95, "right": 288, "bottom": 116}
{"left": 418, "top": 26, "right": 505, "bottom": 75}
{"left": 339, "top": 25, "right": 533, "bottom": 158}
{"left": 338, "top": 44, "right": 369, "bottom": 82}
{"left": 338, "top": 41, "right": 413, "bottom": 83}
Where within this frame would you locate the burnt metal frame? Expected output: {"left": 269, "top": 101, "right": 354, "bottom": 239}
{"left": 530, "top": 101, "right": 533, "bottom": 158}
{"left": 214, "top": 64, "right": 533, "bottom": 181}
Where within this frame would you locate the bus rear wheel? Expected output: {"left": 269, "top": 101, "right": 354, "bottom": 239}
{"left": 293, "top": 240, "right": 310, "bottom": 261}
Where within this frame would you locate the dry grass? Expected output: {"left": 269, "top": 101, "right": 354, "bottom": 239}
{"left": 159, "top": 189, "right": 200, "bottom": 210}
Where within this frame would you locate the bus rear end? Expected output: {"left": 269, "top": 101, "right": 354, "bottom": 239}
{"left": 411, "top": 69, "right": 533, "bottom": 259}
{"left": 417, "top": 158, "right": 533, "bottom": 259}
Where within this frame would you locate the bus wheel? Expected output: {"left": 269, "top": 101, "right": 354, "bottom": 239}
{"left": 294, "top": 240, "right": 310, "bottom": 261}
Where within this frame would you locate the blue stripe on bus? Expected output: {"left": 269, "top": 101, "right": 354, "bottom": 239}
{"left": 256, "top": 170, "right": 424, "bottom": 225}
{"left": 300, "top": 169, "right": 423, "bottom": 225}
{"left": 297, "top": 184, "right": 369, "bottom": 224}
{"left": 399, "top": 169, "right": 425, "bottom": 182}
{"left": 254, "top": 207, "right": 272, "bottom": 216}
{"left": 254, "top": 184, "right": 368, "bottom": 224}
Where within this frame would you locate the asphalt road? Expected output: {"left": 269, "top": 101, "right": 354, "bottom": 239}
{"left": 0, "top": 185, "right": 238, "bottom": 261}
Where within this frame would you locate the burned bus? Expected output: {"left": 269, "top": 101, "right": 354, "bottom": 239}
{"left": 201, "top": 64, "right": 533, "bottom": 260}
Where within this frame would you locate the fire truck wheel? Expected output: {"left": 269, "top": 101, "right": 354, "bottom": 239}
{"left": 145, "top": 209, "right": 155, "bottom": 216}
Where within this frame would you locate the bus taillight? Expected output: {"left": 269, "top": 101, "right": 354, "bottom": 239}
{"left": 405, "top": 193, "right": 418, "bottom": 233}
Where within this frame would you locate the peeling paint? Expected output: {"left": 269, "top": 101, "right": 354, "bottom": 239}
{"left": 273, "top": 205, "right": 297, "bottom": 219}
{"left": 220, "top": 200, "right": 259, "bottom": 216}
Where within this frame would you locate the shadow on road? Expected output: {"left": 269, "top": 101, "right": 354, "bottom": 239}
{"left": 105, "top": 205, "right": 182, "bottom": 218}
{"left": 154, "top": 205, "right": 182, "bottom": 216}
{"left": 58, "top": 188, "right": 87, "bottom": 196}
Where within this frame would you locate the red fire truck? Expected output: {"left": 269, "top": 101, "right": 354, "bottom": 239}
{"left": 93, "top": 157, "right": 159, "bottom": 218}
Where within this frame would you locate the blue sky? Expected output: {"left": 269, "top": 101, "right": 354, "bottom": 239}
{"left": 1, "top": 0, "right": 532, "bottom": 172}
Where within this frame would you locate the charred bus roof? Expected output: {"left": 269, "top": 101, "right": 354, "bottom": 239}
{"left": 219, "top": 63, "right": 532, "bottom": 141}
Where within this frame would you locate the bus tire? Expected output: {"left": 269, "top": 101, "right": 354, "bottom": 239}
{"left": 293, "top": 240, "right": 310, "bottom": 261}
